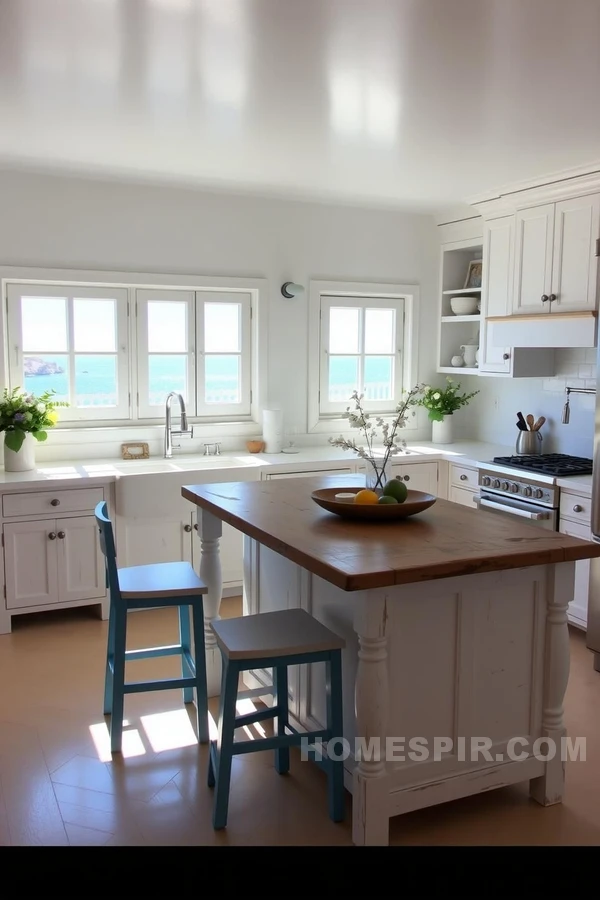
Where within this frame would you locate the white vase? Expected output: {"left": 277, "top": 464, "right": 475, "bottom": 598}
{"left": 432, "top": 416, "right": 453, "bottom": 445}
{"left": 365, "top": 458, "right": 391, "bottom": 493}
{"left": 4, "top": 432, "right": 36, "bottom": 472}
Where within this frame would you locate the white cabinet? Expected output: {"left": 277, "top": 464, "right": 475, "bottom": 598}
{"left": 479, "top": 217, "right": 513, "bottom": 374}
{"left": 4, "top": 519, "right": 59, "bottom": 609}
{"left": 4, "top": 515, "right": 104, "bottom": 611}
{"left": 449, "top": 485, "right": 478, "bottom": 508}
{"left": 59, "top": 516, "right": 105, "bottom": 603}
{"left": 513, "top": 204, "right": 555, "bottom": 314}
{"left": 448, "top": 463, "right": 478, "bottom": 508}
{"left": 388, "top": 461, "right": 438, "bottom": 494}
{"left": 551, "top": 194, "right": 600, "bottom": 312}
{"left": 559, "top": 488, "right": 594, "bottom": 630}
{"left": 117, "top": 515, "right": 193, "bottom": 567}
{"left": 513, "top": 194, "right": 600, "bottom": 315}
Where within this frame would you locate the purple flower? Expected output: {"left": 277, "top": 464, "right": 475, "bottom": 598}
{"left": 13, "top": 413, "right": 26, "bottom": 422}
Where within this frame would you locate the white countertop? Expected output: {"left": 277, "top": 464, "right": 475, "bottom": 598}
{"left": 0, "top": 440, "right": 592, "bottom": 495}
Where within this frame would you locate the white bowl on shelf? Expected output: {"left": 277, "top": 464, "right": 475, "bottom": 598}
{"left": 450, "top": 296, "right": 479, "bottom": 316}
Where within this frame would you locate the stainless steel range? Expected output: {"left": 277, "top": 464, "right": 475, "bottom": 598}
{"left": 475, "top": 454, "right": 594, "bottom": 531}
{"left": 475, "top": 466, "right": 559, "bottom": 530}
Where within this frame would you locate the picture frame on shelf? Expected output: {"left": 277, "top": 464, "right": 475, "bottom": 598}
{"left": 464, "top": 260, "right": 482, "bottom": 289}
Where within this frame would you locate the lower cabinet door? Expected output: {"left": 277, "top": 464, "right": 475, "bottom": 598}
{"left": 116, "top": 515, "right": 193, "bottom": 567}
{"left": 559, "top": 518, "right": 591, "bottom": 629}
{"left": 449, "top": 485, "right": 478, "bottom": 508}
{"left": 58, "top": 515, "right": 105, "bottom": 603}
{"left": 389, "top": 462, "right": 438, "bottom": 494}
{"left": 4, "top": 519, "right": 59, "bottom": 609}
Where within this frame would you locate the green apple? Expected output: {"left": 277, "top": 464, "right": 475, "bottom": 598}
{"left": 382, "top": 478, "right": 408, "bottom": 503}
{"left": 378, "top": 495, "right": 398, "bottom": 505}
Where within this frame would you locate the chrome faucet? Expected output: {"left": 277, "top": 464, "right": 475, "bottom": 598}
{"left": 164, "top": 392, "right": 192, "bottom": 458}
{"left": 562, "top": 386, "right": 596, "bottom": 424}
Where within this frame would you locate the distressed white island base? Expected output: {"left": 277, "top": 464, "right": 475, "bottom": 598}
{"left": 183, "top": 475, "right": 600, "bottom": 846}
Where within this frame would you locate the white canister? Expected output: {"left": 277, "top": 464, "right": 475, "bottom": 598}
{"left": 451, "top": 355, "right": 464, "bottom": 367}
{"left": 262, "top": 409, "right": 283, "bottom": 453}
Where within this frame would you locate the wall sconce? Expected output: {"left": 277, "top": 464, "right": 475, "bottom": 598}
{"left": 281, "top": 282, "right": 304, "bottom": 299}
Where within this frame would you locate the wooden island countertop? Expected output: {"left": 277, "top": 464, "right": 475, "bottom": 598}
{"left": 182, "top": 474, "right": 600, "bottom": 592}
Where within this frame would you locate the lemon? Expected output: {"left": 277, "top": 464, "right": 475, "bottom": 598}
{"left": 353, "top": 489, "right": 379, "bottom": 505}
{"left": 382, "top": 478, "right": 408, "bottom": 503}
{"left": 378, "top": 495, "right": 398, "bottom": 505}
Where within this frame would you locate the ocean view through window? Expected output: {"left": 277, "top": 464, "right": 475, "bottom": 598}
{"left": 5, "top": 276, "right": 255, "bottom": 424}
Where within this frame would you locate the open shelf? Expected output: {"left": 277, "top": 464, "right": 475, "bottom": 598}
{"left": 441, "top": 315, "right": 481, "bottom": 323}
{"left": 442, "top": 287, "right": 482, "bottom": 295}
{"left": 438, "top": 366, "right": 479, "bottom": 375}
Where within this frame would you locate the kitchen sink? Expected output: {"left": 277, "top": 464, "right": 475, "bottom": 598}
{"left": 112, "top": 455, "right": 264, "bottom": 475}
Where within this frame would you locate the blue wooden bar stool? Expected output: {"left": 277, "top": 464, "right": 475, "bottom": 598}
{"left": 207, "top": 608, "right": 345, "bottom": 830}
{"left": 95, "top": 501, "right": 209, "bottom": 754}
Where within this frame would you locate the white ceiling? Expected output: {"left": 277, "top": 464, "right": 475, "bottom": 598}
{"left": 1, "top": 0, "right": 600, "bottom": 211}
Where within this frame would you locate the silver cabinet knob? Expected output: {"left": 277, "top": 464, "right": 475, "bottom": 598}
{"left": 193, "top": 523, "right": 199, "bottom": 531}
{"left": 57, "top": 531, "right": 65, "bottom": 539}
{"left": 502, "top": 353, "right": 510, "bottom": 360}
{"left": 183, "top": 523, "right": 192, "bottom": 532}
{"left": 51, "top": 498, "right": 60, "bottom": 507}
{"left": 541, "top": 294, "right": 549, "bottom": 303}
{"left": 549, "top": 294, "right": 557, "bottom": 302}
{"left": 48, "top": 532, "right": 57, "bottom": 540}
{"left": 403, "top": 475, "right": 410, "bottom": 482}
{"left": 573, "top": 504, "right": 584, "bottom": 513}
{"left": 460, "top": 474, "right": 468, "bottom": 481}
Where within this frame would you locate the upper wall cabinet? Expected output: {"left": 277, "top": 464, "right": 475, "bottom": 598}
{"left": 512, "top": 193, "right": 600, "bottom": 315}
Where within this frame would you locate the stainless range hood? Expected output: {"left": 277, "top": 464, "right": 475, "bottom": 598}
{"left": 488, "top": 311, "right": 597, "bottom": 349}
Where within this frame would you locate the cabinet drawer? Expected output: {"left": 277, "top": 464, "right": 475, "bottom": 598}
{"left": 450, "top": 464, "right": 478, "bottom": 489}
{"left": 449, "top": 485, "right": 478, "bottom": 508}
{"left": 559, "top": 517, "right": 592, "bottom": 542}
{"left": 3, "top": 488, "right": 104, "bottom": 519}
{"left": 559, "top": 492, "right": 591, "bottom": 527}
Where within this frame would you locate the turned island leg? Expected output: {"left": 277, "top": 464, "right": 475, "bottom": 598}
{"left": 352, "top": 592, "right": 390, "bottom": 846}
{"left": 196, "top": 508, "right": 223, "bottom": 698}
{"left": 530, "top": 562, "right": 574, "bottom": 807}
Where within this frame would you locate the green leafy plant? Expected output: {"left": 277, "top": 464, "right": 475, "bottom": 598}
{"left": 0, "top": 388, "right": 68, "bottom": 452}
{"left": 416, "top": 377, "right": 479, "bottom": 422}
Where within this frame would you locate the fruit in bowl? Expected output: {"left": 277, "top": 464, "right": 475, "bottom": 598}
{"left": 353, "top": 489, "right": 379, "bottom": 505}
{"left": 450, "top": 296, "right": 479, "bottom": 316}
{"left": 382, "top": 479, "right": 408, "bottom": 503}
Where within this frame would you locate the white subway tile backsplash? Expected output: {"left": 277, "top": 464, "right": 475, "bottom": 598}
{"left": 585, "top": 348, "right": 597, "bottom": 363}
{"left": 578, "top": 364, "right": 595, "bottom": 379}
{"left": 586, "top": 379, "right": 598, "bottom": 389}
{"left": 543, "top": 379, "right": 566, "bottom": 393}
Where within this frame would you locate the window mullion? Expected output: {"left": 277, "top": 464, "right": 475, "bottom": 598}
{"left": 194, "top": 292, "right": 203, "bottom": 416}
{"left": 68, "top": 296, "right": 77, "bottom": 414}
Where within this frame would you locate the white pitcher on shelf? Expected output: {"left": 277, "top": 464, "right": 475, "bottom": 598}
{"left": 460, "top": 344, "right": 478, "bottom": 368}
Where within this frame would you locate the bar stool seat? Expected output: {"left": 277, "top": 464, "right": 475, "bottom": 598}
{"left": 208, "top": 608, "right": 346, "bottom": 830}
{"left": 95, "top": 502, "right": 210, "bottom": 754}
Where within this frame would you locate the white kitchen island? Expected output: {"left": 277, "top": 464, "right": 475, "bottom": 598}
{"left": 183, "top": 473, "right": 600, "bottom": 845}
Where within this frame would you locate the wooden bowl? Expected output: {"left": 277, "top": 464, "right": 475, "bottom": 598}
{"left": 246, "top": 440, "right": 265, "bottom": 453}
{"left": 311, "top": 487, "right": 437, "bottom": 521}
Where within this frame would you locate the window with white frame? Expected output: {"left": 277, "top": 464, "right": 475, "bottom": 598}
{"left": 319, "top": 295, "right": 405, "bottom": 415}
{"left": 136, "top": 289, "right": 251, "bottom": 419}
{"left": 6, "top": 283, "right": 130, "bottom": 421}
{"left": 5, "top": 279, "right": 254, "bottom": 424}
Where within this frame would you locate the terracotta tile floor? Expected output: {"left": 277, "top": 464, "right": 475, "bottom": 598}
{"left": 1, "top": 598, "right": 600, "bottom": 845}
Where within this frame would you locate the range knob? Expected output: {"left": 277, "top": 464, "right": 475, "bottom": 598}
{"left": 523, "top": 486, "right": 532, "bottom": 497}
{"left": 501, "top": 481, "right": 510, "bottom": 491}
{"left": 510, "top": 483, "right": 519, "bottom": 493}
{"left": 493, "top": 479, "right": 501, "bottom": 489}
{"left": 534, "top": 488, "right": 544, "bottom": 499}
{"left": 481, "top": 475, "right": 491, "bottom": 487}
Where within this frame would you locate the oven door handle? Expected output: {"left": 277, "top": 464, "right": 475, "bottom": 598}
{"left": 474, "top": 495, "right": 552, "bottom": 521}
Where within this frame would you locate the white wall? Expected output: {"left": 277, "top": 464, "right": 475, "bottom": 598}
{"left": 0, "top": 169, "right": 439, "bottom": 455}
{"left": 457, "top": 349, "right": 597, "bottom": 458}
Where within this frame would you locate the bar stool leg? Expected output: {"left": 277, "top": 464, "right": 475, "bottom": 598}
{"left": 192, "top": 600, "right": 209, "bottom": 744}
{"left": 212, "top": 659, "right": 240, "bottom": 830}
{"left": 109, "top": 603, "right": 128, "bottom": 754}
{"left": 274, "top": 665, "right": 290, "bottom": 775}
{"left": 326, "top": 650, "right": 345, "bottom": 823}
{"left": 178, "top": 605, "right": 194, "bottom": 704}
{"left": 103, "top": 596, "right": 116, "bottom": 715}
